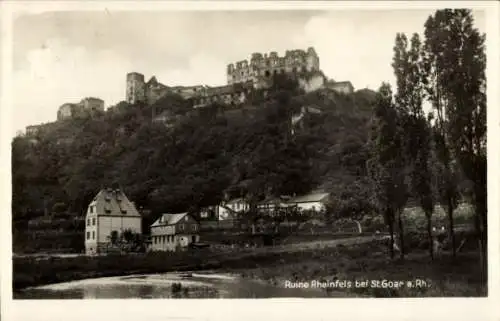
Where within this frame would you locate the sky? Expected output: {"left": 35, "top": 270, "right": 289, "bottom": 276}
{"left": 11, "top": 9, "right": 486, "bottom": 136}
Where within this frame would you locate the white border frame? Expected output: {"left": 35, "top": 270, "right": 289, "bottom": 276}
{"left": 1, "top": 2, "right": 499, "bottom": 321}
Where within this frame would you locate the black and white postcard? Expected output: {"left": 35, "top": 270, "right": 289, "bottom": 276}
{"left": 1, "top": 1, "right": 499, "bottom": 321}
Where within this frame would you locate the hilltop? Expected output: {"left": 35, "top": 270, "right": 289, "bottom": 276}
{"left": 12, "top": 80, "right": 377, "bottom": 229}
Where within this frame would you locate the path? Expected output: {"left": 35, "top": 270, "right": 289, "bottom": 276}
{"left": 237, "top": 234, "right": 389, "bottom": 256}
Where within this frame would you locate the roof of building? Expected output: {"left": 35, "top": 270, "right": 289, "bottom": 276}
{"left": 147, "top": 76, "right": 158, "bottom": 84}
{"left": 289, "top": 192, "right": 330, "bottom": 204}
{"left": 225, "top": 198, "right": 247, "bottom": 205}
{"left": 258, "top": 196, "right": 295, "bottom": 207}
{"left": 59, "top": 103, "right": 76, "bottom": 109}
{"left": 81, "top": 97, "right": 104, "bottom": 102}
{"left": 89, "top": 188, "right": 141, "bottom": 217}
{"left": 303, "top": 105, "right": 323, "bottom": 114}
{"left": 330, "top": 81, "right": 353, "bottom": 87}
{"left": 151, "top": 212, "right": 192, "bottom": 227}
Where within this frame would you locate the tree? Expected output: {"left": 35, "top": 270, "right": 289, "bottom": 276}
{"left": 367, "top": 83, "right": 408, "bottom": 259}
{"left": 122, "top": 229, "right": 134, "bottom": 243}
{"left": 421, "top": 10, "right": 486, "bottom": 271}
{"left": 326, "top": 177, "right": 376, "bottom": 226}
{"left": 392, "top": 32, "right": 435, "bottom": 259}
{"left": 109, "top": 230, "right": 119, "bottom": 245}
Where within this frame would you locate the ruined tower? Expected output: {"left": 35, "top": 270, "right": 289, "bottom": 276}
{"left": 126, "top": 72, "right": 146, "bottom": 104}
{"left": 226, "top": 47, "right": 321, "bottom": 88}
{"left": 305, "top": 47, "right": 320, "bottom": 72}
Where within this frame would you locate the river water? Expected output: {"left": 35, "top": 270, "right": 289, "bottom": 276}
{"left": 15, "top": 271, "right": 331, "bottom": 299}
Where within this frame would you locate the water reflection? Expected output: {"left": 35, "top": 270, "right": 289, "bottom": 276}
{"left": 16, "top": 272, "right": 329, "bottom": 299}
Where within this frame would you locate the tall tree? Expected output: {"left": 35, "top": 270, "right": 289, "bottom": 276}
{"left": 392, "top": 32, "right": 435, "bottom": 259}
{"left": 421, "top": 11, "right": 457, "bottom": 258}
{"left": 422, "top": 10, "right": 486, "bottom": 271}
{"left": 368, "top": 83, "right": 408, "bottom": 259}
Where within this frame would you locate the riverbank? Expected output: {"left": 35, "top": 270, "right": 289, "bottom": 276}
{"left": 13, "top": 236, "right": 485, "bottom": 297}
{"left": 233, "top": 248, "right": 485, "bottom": 297}
{"left": 13, "top": 235, "right": 375, "bottom": 291}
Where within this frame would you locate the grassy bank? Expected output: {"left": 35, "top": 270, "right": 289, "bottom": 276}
{"left": 13, "top": 237, "right": 485, "bottom": 297}
{"left": 234, "top": 243, "right": 485, "bottom": 297}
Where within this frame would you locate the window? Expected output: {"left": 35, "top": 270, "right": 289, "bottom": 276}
{"left": 192, "top": 224, "right": 198, "bottom": 231}
{"left": 87, "top": 219, "right": 90, "bottom": 226}
{"left": 92, "top": 231, "right": 95, "bottom": 240}
{"left": 86, "top": 232, "right": 90, "bottom": 240}
{"left": 89, "top": 206, "right": 94, "bottom": 213}
{"left": 179, "top": 224, "right": 184, "bottom": 231}
{"left": 92, "top": 218, "right": 96, "bottom": 225}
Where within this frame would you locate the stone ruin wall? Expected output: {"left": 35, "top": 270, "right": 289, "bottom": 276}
{"left": 226, "top": 47, "right": 320, "bottom": 86}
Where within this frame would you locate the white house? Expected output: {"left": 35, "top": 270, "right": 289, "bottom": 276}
{"left": 150, "top": 212, "right": 200, "bottom": 252}
{"left": 288, "top": 192, "right": 330, "bottom": 212}
{"left": 85, "top": 188, "right": 142, "bottom": 255}
{"left": 216, "top": 198, "right": 249, "bottom": 220}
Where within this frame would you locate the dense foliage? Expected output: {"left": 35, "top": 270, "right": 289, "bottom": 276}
{"left": 366, "top": 9, "right": 486, "bottom": 271}
{"left": 12, "top": 76, "right": 376, "bottom": 234}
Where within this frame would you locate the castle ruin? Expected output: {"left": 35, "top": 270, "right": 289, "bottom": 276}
{"left": 125, "top": 47, "right": 352, "bottom": 108}
{"left": 226, "top": 47, "right": 320, "bottom": 87}
{"left": 57, "top": 97, "right": 105, "bottom": 121}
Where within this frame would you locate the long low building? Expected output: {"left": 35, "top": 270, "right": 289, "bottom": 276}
{"left": 288, "top": 192, "right": 330, "bottom": 212}
{"left": 214, "top": 192, "right": 330, "bottom": 220}
{"left": 257, "top": 192, "right": 330, "bottom": 213}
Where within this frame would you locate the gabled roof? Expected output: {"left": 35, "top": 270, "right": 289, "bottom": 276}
{"left": 289, "top": 192, "right": 330, "bottom": 204}
{"left": 151, "top": 212, "right": 190, "bottom": 227}
{"left": 147, "top": 76, "right": 158, "bottom": 84}
{"left": 89, "top": 188, "right": 141, "bottom": 217}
